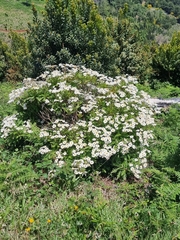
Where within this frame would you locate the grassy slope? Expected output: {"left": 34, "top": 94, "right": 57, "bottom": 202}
{"left": 0, "top": 0, "right": 45, "bottom": 41}
{"left": 0, "top": 0, "right": 45, "bottom": 29}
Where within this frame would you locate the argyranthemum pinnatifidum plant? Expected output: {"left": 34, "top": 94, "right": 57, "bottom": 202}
{"left": 0, "top": 64, "right": 156, "bottom": 179}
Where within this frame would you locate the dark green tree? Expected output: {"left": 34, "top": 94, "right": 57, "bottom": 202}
{"left": 28, "top": 0, "right": 120, "bottom": 77}
{"left": 152, "top": 32, "right": 180, "bottom": 86}
{"left": 0, "top": 39, "right": 8, "bottom": 81}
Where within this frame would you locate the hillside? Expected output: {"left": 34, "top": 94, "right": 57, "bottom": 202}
{"left": 96, "top": 0, "right": 180, "bottom": 22}
{"left": 96, "top": 0, "right": 180, "bottom": 42}
{"left": 1, "top": 0, "right": 180, "bottom": 43}
{"left": 0, "top": 0, "right": 45, "bottom": 29}
{"left": 1, "top": 1, "right": 180, "bottom": 239}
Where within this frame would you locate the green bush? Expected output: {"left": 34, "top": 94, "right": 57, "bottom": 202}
{"left": 152, "top": 32, "right": 180, "bottom": 86}
{"left": 0, "top": 33, "right": 31, "bottom": 82}
{"left": 150, "top": 104, "right": 180, "bottom": 172}
{"left": 28, "top": 0, "right": 120, "bottom": 77}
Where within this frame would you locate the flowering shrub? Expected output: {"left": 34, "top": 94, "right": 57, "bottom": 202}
{"left": 0, "top": 64, "right": 155, "bottom": 179}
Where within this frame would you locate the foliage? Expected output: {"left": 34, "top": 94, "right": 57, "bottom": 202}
{"left": 0, "top": 157, "right": 37, "bottom": 192}
{"left": 147, "top": 0, "right": 180, "bottom": 23}
{"left": 27, "top": 1, "right": 157, "bottom": 81}
{"left": 0, "top": 82, "right": 17, "bottom": 124}
{"left": 98, "top": 0, "right": 180, "bottom": 24}
{"left": 150, "top": 104, "right": 180, "bottom": 171}
{"left": 152, "top": 32, "right": 180, "bottom": 86}
{"left": 0, "top": 40, "right": 8, "bottom": 81}
{"left": 0, "top": 32, "right": 31, "bottom": 81}
{"left": 28, "top": 0, "right": 120, "bottom": 77}
{"left": 141, "top": 81, "right": 180, "bottom": 98}
{"left": 1, "top": 0, "right": 180, "bottom": 84}
{"left": 98, "top": 0, "right": 178, "bottom": 39}
{"left": 102, "top": 4, "right": 153, "bottom": 83}
{"left": 27, "top": 1, "right": 173, "bottom": 81}
{"left": 1, "top": 169, "right": 180, "bottom": 239}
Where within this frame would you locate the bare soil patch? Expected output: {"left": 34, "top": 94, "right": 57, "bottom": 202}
{"left": 0, "top": 28, "right": 27, "bottom": 33}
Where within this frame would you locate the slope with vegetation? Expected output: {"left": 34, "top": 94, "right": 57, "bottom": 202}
{"left": 0, "top": 0, "right": 45, "bottom": 31}
{"left": 1, "top": 0, "right": 180, "bottom": 85}
{"left": 1, "top": 0, "right": 180, "bottom": 239}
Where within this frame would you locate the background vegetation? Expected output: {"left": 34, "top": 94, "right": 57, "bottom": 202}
{"left": 1, "top": 0, "right": 180, "bottom": 85}
{"left": 1, "top": 0, "right": 180, "bottom": 239}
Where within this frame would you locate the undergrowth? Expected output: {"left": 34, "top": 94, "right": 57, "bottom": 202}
{"left": 1, "top": 79, "right": 180, "bottom": 239}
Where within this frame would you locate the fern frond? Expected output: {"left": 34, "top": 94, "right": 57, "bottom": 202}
{"left": 163, "top": 167, "right": 180, "bottom": 182}
{"left": 157, "top": 182, "right": 180, "bottom": 201}
{"left": 0, "top": 159, "right": 38, "bottom": 191}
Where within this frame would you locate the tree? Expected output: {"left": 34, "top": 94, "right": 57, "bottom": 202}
{"left": 0, "top": 32, "right": 30, "bottom": 81}
{"left": 0, "top": 39, "right": 8, "bottom": 81}
{"left": 28, "top": 0, "right": 120, "bottom": 77}
{"left": 112, "top": 4, "right": 152, "bottom": 82}
{"left": 152, "top": 32, "right": 180, "bottom": 86}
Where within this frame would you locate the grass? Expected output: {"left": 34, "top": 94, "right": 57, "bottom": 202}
{"left": 0, "top": 0, "right": 45, "bottom": 41}
{"left": 0, "top": 0, "right": 45, "bottom": 30}
{"left": 1, "top": 168, "right": 180, "bottom": 239}
{"left": 0, "top": 82, "right": 18, "bottom": 121}
{"left": 0, "top": 162, "right": 179, "bottom": 240}
{"left": 137, "top": 81, "right": 180, "bottom": 99}
{"left": 1, "top": 81, "right": 180, "bottom": 239}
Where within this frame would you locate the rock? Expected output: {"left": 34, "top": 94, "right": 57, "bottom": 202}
{"left": 148, "top": 98, "right": 180, "bottom": 109}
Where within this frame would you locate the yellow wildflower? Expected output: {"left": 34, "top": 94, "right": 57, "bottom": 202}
{"left": 74, "top": 205, "right": 78, "bottom": 211}
{"left": 47, "top": 219, "right": 51, "bottom": 223}
{"left": 29, "top": 218, "right": 35, "bottom": 224}
{"left": 25, "top": 227, "right": 31, "bottom": 232}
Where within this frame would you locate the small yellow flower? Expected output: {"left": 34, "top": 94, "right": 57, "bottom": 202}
{"left": 29, "top": 218, "right": 35, "bottom": 224}
{"left": 25, "top": 227, "right": 31, "bottom": 232}
{"left": 47, "top": 219, "right": 51, "bottom": 223}
{"left": 74, "top": 205, "right": 78, "bottom": 211}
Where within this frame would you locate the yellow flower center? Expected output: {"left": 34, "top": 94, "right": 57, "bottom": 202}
{"left": 29, "top": 218, "right": 35, "bottom": 224}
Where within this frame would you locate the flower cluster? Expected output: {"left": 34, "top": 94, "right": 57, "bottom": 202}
{"left": 1, "top": 114, "right": 18, "bottom": 138}
{"left": 8, "top": 79, "right": 49, "bottom": 103}
{"left": 1, "top": 116, "right": 33, "bottom": 138}
{"left": 1, "top": 64, "right": 156, "bottom": 179}
{"left": 39, "top": 146, "right": 51, "bottom": 154}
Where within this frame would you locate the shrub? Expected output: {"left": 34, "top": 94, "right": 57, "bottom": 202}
{"left": 152, "top": 32, "right": 180, "bottom": 86}
{"left": 0, "top": 39, "right": 9, "bottom": 81}
{"left": 0, "top": 64, "right": 156, "bottom": 181}
{"left": 0, "top": 33, "right": 31, "bottom": 82}
{"left": 28, "top": 0, "right": 119, "bottom": 77}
